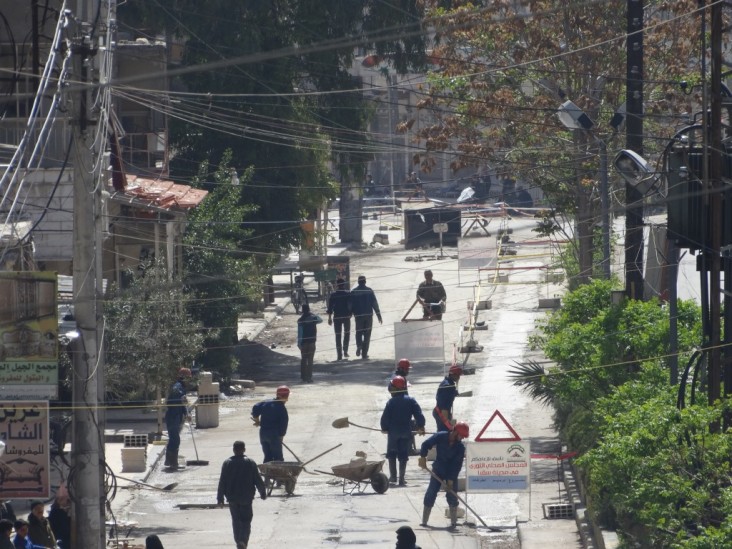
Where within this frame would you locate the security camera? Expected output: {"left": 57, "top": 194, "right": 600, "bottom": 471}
{"left": 557, "top": 100, "right": 594, "bottom": 130}
{"left": 613, "top": 149, "right": 656, "bottom": 194}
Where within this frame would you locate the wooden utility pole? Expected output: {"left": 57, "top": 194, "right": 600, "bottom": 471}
{"left": 625, "top": 0, "right": 644, "bottom": 299}
{"left": 70, "top": 0, "right": 107, "bottom": 547}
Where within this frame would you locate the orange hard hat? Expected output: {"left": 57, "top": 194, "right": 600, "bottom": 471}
{"left": 390, "top": 376, "right": 407, "bottom": 391}
{"left": 276, "top": 385, "right": 291, "bottom": 399}
{"left": 178, "top": 367, "right": 192, "bottom": 377}
{"left": 454, "top": 422, "right": 469, "bottom": 438}
{"left": 397, "top": 358, "right": 411, "bottom": 373}
{"left": 449, "top": 365, "right": 463, "bottom": 377}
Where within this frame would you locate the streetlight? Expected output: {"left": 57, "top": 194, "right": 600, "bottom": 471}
{"left": 557, "top": 101, "right": 611, "bottom": 279}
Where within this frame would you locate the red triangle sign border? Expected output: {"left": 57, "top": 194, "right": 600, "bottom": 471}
{"left": 474, "top": 409, "right": 522, "bottom": 442}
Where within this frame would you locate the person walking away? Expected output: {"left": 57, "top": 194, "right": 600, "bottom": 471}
{"left": 217, "top": 440, "right": 267, "bottom": 549}
{"left": 164, "top": 367, "right": 192, "bottom": 470}
{"left": 297, "top": 303, "right": 322, "bottom": 382}
{"left": 351, "top": 275, "right": 382, "bottom": 359}
{"left": 0, "top": 502, "right": 15, "bottom": 524}
{"left": 380, "top": 376, "right": 426, "bottom": 486}
{"left": 326, "top": 278, "right": 352, "bottom": 361}
{"left": 418, "top": 422, "right": 469, "bottom": 528}
{"left": 26, "top": 502, "right": 55, "bottom": 549}
{"left": 47, "top": 495, "right": 71, "bottom": 549}
{"left": 433, "top": 365, "right": 463, "bottom": 431}
{"left": 416, "top": 270, "right": 447, "bottom": 320}
{"left": 0, "top": 520, "right": 14, "bottom": 549}
{"left": 251, "top": 386, "right": 290, "bottom": 463}
{"left": 395, "top": 526, "right": 421, "bottom": 549}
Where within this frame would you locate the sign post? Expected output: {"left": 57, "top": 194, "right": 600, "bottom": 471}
{"left": 433, "top": 222, "right": 448, "bottom": 258}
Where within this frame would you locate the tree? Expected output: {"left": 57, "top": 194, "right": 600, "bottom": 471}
{"left": 104, "top": 259, "right": 204, "bottom": 402}
{"left": 407, "top": 0, "right": 702, "bottom": 282}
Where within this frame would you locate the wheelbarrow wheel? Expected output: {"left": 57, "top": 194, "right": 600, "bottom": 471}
{"left": 284, "top": 479, "right": 296, "bottom": 495}
{"left": 371, "top": 472, "right": 390, "bottom": 494}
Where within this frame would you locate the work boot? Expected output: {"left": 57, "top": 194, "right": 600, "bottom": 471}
{"left": 388, "top": 457, "right": 397, "bottom": 483}
{"left": 164, "top": 449, "right": 171, "bottom": 467}
{"left": 421, "top": 506, "right": 432, "bottom": 526}
{"left": 167, "top": 450, "right": 179, "bottom": 470}
{"left": 236, "top": 542, "right": 247, "bottom": 549}
{"left": 449, "top": 506, "right": 459, "bottom": 528}
{"left": 398, "top": 461, "right": 408, "bottom": 486}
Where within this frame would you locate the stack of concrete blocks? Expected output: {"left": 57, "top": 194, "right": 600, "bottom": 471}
{"left": 121, "top": 434, "right": 148, "bottom": 473}
{"left": 196, "top": 371, "right": 220, "bottom": 428}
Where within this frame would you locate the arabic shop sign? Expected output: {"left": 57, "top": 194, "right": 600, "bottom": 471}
{"left": 0, "top": 272, "right": 58, "bottom": 400}
{"left": 465, "top": 441, "right": 531, "bottom": 493}
{"left": 0, "top": 401, "right": 50, "bottom": 498}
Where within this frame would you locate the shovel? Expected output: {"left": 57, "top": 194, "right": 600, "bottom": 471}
{"left": 332, "top": 417, "right": 382, "bottom": 432}
{"left": 117, "top": 475, "right": 178, "bottom": 492}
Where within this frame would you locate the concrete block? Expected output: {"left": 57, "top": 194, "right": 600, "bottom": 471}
{"left": 539, "top": 297, "right": 561, "bottom": 309}
{"left": 372, "top": 233, "right": 389, "bottom": 245}
{"left": 467, "top": 300, "right": 492, "bottom": 310}
{"left": 121, "top": 447, "right": 147, "bottom": 472}
{"left": 230, "top": 379, "right": 256, "bottom": 389}
{"left": 497, "top": 274, "right": 509, "bottom": 283}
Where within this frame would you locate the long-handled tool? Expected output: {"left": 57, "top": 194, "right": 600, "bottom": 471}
{"left": 116, "top": 475, "right": 178, "bottom": 492}
{"left": 332, "top": 417, "right": 432, "bottom": 435}
{"left": 185, "top": 423, "right": 209, "bottom": 466}
{"left": 424, "top": 468, "right": 502, "bottom": 532}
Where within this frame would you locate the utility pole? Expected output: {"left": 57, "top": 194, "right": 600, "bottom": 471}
{"left": 625, "top": 0, "right": 644, "bottom": 299}
{"left": 70, "top": 1, "right": 106, "bottom": 547}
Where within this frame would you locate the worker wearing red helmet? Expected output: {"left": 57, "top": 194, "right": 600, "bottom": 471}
{"left": 388, "top": 358, "right": 411, "bottom": 394}
{"left": 380, "top": 376, "right": 426, "bottom": 486}
{"left": 251, "top": 386, "right": 290, "bottom": 463}
{"left": 433, "top": 365, "right": 463, "bottom": 431}
{"left": 164, "top": 367, "right": 193, "bottom": 470}
{"left": 418, "top": 421, "right": 469, "bottom": 528}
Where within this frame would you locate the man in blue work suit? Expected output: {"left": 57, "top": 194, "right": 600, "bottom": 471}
{"left": 418, "top": 422, "right": 469, "bottom": 528}
{"left": 351, "top": 275, "right": 382, "bottom": 359}
{"left": 380, "top": 376, "right": 426, "bottom": 486}
{"left": 297, "top": 303, "right": 323, "bottom": 382}
{"left": 251, "top": 385, "right": 290, "bottom": 463}
{"left": 164, "top": 367, "right": 192, "bottom": 470}
{"left": 433, "top": 365, "right": 463, "bottom": 431}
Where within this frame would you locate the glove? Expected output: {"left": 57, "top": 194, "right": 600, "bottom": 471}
{"left": 328, "top": 317, "right": 333, "bottom": 326}
{"left": 260, "top": 492, "right": 267, "bottom": 500}
{"left": 418, "top": 457, "right": 427, "bottom": 470}
{"left": 252, "top": 417, "right": 261, "bottom": 427}
{"left": 416, "top": 426, "right": 426, "bottom": 436}
{"left": 446, "top": 480, "right": 454, "bottom": 492}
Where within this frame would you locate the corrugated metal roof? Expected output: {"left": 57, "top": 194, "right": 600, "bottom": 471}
{"left": 110, "top": 175, "right": 208, "bottom": 212}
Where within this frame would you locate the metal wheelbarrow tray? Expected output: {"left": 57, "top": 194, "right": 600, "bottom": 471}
{"left": 258, "top": 461, "right": 303, "bottom": 496}
{"left": 329, "top": 459, "right": 389, "bottom": 494}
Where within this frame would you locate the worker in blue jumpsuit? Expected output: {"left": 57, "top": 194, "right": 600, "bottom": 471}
{"left": 164, "top": 367, "right": 192, "bottom": 470}
{"left": 433, "top": 365, "right": 463, "bottom": 431}
{"left": 418, "top": 422, "right": 469, "bottom": 528}
{"left": 251, "top": 385, "right": 290, "bottom": 463}
{"left": 380, "top": 376, "right": 426, "bottom": 486}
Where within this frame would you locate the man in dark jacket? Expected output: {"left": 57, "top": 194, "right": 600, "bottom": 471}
{"left": 326, "top": 278, "right": 352, "bottom": 361}
{"left": 251, "top": 386, "right": 290, "bottom": 462}
{"left": 351, "top": 275, "right": 382, "bottom": 359}
{"left": 380, "top": 376, "right": 425, "bottom": 486}
{"left": 418, "top": 422, "right": 469, "bottom": 528}
{"left": 217, "top": 441, "right": 267, "bottom": 549}
{"left": 416, "top": 270, "right": 446, "bottom": 320}
{"left": 47, "top": 496, "right": 71, "bottom": 549}
{"left": 0, "top": 520, "right": 14, "bottom": 549}
{"left": 164, "top": 367, "right": 192, "bottom": 470}
{"left": 297, "top": 303, "right": 323, "bottom": 382}
{"left": 26, "top": 502, "right": 55, "bottom": 549}
{"left": 433, "top": 365, "right": 463, "bottom": 431}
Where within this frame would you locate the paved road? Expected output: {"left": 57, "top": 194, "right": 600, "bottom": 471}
{"left": 108, "top": 210, "right": 582, "bottom": 549}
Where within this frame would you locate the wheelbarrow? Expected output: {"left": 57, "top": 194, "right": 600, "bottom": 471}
{"left": 316, "top": 459, "right": 390, "bottom": 495}
{"left": 258, "top": 461, "right": 304, "bottom": 496}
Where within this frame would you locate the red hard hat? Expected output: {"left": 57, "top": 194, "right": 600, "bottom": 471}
{"left": 391, "top": 376, "right": 407, "bottom": 391}
{"left": 449, "top": 365, "right": 463, "bottom": 377}
{"left": 276, "top": 385, "right": 291, "bottom": 399}
{"left": 454, "top": 422, "right": 469, "bottom": 438}
{"left": 178, "top": 367, "right": 192, "bottom": 377}
{"left": 397, "top": 358, "right": 411, "bottom": 373}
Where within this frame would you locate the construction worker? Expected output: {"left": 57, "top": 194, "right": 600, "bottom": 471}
{"left": 251, "top": 386, "right": 290, "bottom": 463}
{"left": 433, "top": 365, "right": 463, "bottom": 431}
{"left": 380, "top": 376, "right": 426, "bottom": 486}
{"left": 351, "top": 275, "right": 382, "bottom": 359}
{"left": 416, "top": 270, "right": 447, "bottom": 320}
{"left": 164, "top": 367, "right": 192, "bottom": 470}
{"left": 297, "top": 303, "right": 323, "bottom": 382}
{"left": 388, "top": 359, "right": 419, "bottom": 455}
{"left": 418, "top": 422, "right": 469, "bottom": 528}
{"left": 326, "top": 278, "right": 352, "bottom": 361}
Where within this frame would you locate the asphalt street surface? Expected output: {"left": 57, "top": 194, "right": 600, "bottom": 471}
{"left": 108, "top": 210, "right": 583, "bottom": 549}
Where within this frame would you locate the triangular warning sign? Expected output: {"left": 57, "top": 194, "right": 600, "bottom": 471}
{"left": 474, "top": 410, "right": 521, "bottom": 442}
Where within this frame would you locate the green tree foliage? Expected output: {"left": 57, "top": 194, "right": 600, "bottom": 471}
{"left": 104, "top": 259, "right": 204, "bottom": 402}
{"left": 410, "top": 0, "right": 701, "bottom": 282}
{"left": 183, "top": 153, "right": 264, "bottom": 378}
